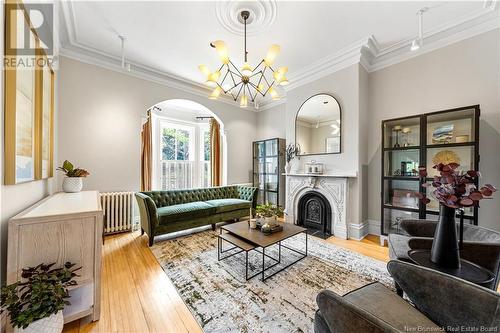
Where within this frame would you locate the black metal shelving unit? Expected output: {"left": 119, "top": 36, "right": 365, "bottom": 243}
{"left": 381, "top": 105, "right": 480, "bottom": 239}
{"left": 252, "top": 138, "right": 286, "bottom": 207}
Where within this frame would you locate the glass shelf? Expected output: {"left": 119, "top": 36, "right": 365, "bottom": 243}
{"left": 383, "top": 117, "right": 420, "bottom": 149}
{"left": 383, "top": 208, "right": 420, "bottom": 235}
{"left": 426, "top": 146, "right": 475, "bottom": 177}
{"left": 381, "top": 106, "right": 480, "bottom": 235}
{"left": 384, "top": 149, "right": 419, "bottom": 177}
{"left": 427, "top": 108, "right": 475, "bottom": 146}
{"left": 384, "top": 179, "right": 420, "bottom": 210}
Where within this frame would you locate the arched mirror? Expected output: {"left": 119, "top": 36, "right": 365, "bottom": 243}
{"left": 295, "top": 94, "right": 341, "bottom": 155}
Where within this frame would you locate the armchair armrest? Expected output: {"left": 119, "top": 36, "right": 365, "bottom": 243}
{"left": 135, "top": 193, "right": 159, "bottom": 239}
{"left": 387, "top": 260, "right": 500, "bottom": 330}
{"left": 316, "top": 288, "right": 388, "bottom": 333}
{"left": 237, "top": 185, "right": 258, "bottom": 209}
{"left": 401, "top": 219, "right": 437, "bottom": 237}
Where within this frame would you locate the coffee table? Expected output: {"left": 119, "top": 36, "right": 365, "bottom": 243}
{"left": 217, "top": 221, "right": 307, "bottom": 281}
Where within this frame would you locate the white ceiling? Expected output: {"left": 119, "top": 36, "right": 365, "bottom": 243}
{"left": 59, "top": 1, "right": 498, "bottom": 108}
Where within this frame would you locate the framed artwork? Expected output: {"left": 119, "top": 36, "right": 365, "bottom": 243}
{"left": 4, "top": 1, "right": 54, "bottom": 184}
{"left": 432, "top": 124, "right": 454, "bottom": 144}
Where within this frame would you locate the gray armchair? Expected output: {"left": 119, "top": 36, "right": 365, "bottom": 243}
{"left": 389, "top": 219, "right": 500, "bottom": 290}
{"left": 314, "top": 260, "right": 500, "bottom": 333}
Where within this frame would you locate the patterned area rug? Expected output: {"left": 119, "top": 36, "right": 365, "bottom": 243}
{"left": 151, "top": 228, "right": 393, "bottom": 333}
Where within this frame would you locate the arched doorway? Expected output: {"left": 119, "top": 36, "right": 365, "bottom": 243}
{"left": 147, "top": 99, "right": 227, "bottom": 190}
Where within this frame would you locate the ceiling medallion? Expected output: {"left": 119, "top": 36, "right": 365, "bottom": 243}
{"left": 198, "top": 10, "right": 288, "bottom": 108}
{"left": 215, "top": 0, "right": 277, "bottom": 36}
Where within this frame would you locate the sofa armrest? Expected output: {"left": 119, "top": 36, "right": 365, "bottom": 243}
{"left": 401, "top": 219, "right": 438, "bottom": 237}
{"left": 237, "top": 186, "right": 258, "bottom": 209}
{"left": 387, "top": 260, "right": 500, "bottom": 330}
{"left": 135, "top": 193, "right": 159, "bottom": 237}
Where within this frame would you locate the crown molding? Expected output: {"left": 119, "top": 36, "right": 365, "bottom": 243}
{"left": 285, "top": 36, "right": 372, "bottom": 92}
{"left": 58, "top": 0, "right": 499, "bottom": 112}
{"left": 59, "top": 1, "right": 263, "bottom": 112}
{"left": 363, "top": 0, "right": 499, "bottom": 72}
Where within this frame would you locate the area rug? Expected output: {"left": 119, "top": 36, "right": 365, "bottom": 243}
{"left": 151, "top": 229, "right": 393, "bottom": 333}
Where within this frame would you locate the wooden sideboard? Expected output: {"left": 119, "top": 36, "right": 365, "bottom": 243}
{"left": 7, "top": 191, "right": 103, "bottom": 324}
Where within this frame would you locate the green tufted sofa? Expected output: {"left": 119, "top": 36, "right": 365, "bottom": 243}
{"left": 135, "top": 185, "right": 258, "bottom": 246}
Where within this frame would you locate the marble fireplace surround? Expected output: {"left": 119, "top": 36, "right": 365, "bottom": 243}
{"left": 284, "top": 173, "right": 357, "bottom": 239}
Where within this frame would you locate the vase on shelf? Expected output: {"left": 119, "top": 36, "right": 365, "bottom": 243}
{"left": 285, "top": 163, "right": 291, "bottom": 174}
{"left": 430, "top": 204, "right": 460, "bottom": 268}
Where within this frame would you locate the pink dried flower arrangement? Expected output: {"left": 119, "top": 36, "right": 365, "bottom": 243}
{"left": 416, "top": 163, "right": 496, "bottom": 209}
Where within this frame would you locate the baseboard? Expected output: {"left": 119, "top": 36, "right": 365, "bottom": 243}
{"left": 367, "top": 219, "right": 381, "bottom": 236}
{"left": 348, "top": 221, "right": 369, "bottom": 241}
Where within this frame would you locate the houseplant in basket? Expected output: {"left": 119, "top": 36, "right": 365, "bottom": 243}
{"left": 1, "top": 262, "right": 79, "bottom": 333}
{"left": 57, "top": 160, "right": 89, "bottom": 193}
{"left": 416, "top": 163, "right": 496, "bottom": 268}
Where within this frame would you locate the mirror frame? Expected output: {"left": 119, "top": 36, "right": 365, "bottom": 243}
{"left": 295, "top": 93, "right": 342, "bottom": 156}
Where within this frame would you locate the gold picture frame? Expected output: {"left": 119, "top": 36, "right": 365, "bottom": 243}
{"left": 4, "top": 1, "right": 54, "bottom": 184}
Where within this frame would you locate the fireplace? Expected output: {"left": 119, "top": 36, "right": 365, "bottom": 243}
{"left": 297, "top": 191, "right": 332, "bottom": 238}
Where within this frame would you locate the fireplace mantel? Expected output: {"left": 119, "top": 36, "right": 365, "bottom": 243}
{"left": 285, "top": 173, "right": 351, "bottom": 239}
{"left": 283, "top": 172, "right": 357, "bottom": 178}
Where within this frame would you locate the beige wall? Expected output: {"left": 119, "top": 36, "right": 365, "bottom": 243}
{"left": 255, "top": 103, "right": 286, "bottom": 141}
{"left": 277, "top": 64, "right": 367, "bottom": 238}
{"left": 57, "top": 57, "right": 258, "bottom": 192}
{"left": 367, "top": 29, "right": 500, "bottom": 231}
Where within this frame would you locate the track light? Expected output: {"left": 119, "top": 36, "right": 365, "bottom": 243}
{"left": 411, "top": 8, "right": 428, "bottom": 52}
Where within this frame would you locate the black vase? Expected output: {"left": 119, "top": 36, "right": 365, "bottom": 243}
{"left": 430, "top": 204, "right": 461, "bottom": 268}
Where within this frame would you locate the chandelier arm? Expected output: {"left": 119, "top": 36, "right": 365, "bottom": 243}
{"left": 255, "top": 72, "right": 264, "bottom": 89}
{"left": 262, "top": 75, "right": 274, "bottom": 89}
{"left": 263, "top": 81, "right": 276, "bottom": 96}
{"left": 228, "top": 69, "right": 239, "bottom": 86}
{"left": 251, "top": 60, "right": 264, "bottom": 72}
{"left": 228, "top": 59, "right": 243, "bottom": 77}
{"left": 228, "top": 81, "right": 243, "bottom": 93}
{"left": 219, "top": 70, "right": 230, "bottom": 90}
{"left": 249, "top": 70, "right": 263, "bottom": 79}
{"left": 234, "top": 83, "right": 244, "bottom": 101}
{"left": 247, "top": 82, "right": 261, "bottom": 99}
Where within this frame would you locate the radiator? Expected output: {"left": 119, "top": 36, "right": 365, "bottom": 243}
{"left": 100, "top": 192, "right": 135, "bottom": 235}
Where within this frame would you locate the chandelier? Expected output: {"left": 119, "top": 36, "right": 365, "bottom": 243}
{"left": 198, "top": 10, "right": 289, "bottom": 108}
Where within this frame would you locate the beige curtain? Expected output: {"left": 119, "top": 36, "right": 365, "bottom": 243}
{"left": 140, "top": 111, "right": 152, "bottom": 191}
{"left": 209, "top": 118, "right": 222, "bottom": 186}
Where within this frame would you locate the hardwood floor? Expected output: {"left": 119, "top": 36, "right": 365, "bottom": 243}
{"left": 63, "top": 231, "right": 388, "bottom": 333}
{"left": 325, "top": 234, "right": 389, "bottom": 262}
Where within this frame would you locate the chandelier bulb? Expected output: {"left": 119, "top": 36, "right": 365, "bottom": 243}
{"left": 240, "top": 94, "right": 248, "bottom": 108}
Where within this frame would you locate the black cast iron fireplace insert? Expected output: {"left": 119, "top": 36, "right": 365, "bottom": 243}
{"left": 296, "top": 191, "right": 332, "bottom": 239}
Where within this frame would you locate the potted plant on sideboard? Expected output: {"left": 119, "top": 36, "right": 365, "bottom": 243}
{"left": 1, "top": 262, "right": 80, "bottom": 333}
{"left": 57, "top": 160, "right": 90, "bottom": 193}
{"left": 417, "top": 163, "right": 496, "bottom": 268}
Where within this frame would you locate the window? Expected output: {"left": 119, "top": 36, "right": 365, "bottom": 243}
{"left": 155, "top": 118, "right": 210, "bottom": 190}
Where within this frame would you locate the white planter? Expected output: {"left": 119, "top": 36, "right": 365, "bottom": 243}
{"left": 62, "top": 177, "right": 83, "bottom": 193}
{"left": 14, "top": 311, "right": 63, "bottom": 333}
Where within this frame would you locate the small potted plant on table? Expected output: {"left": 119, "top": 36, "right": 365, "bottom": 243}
{"left": 255, "top": 203, "right": 284, "bottom": 234}
{"left": 57, "top": 160, "right": 89, "bottom": 193}
{"left": 1, "top": 262, "right": 79, "bottom": 333}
